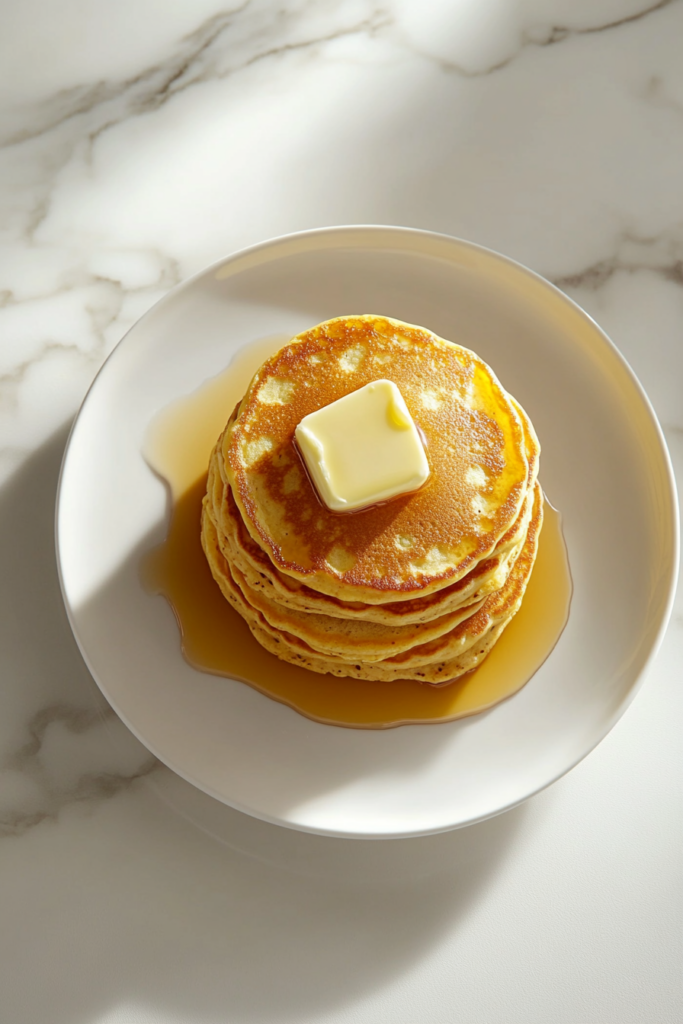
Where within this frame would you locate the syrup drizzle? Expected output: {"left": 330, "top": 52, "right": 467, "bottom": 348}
{"left": 141, "top": 336, "right": 572, "bottom": 729}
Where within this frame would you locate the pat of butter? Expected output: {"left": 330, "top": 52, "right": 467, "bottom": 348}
{"left": 295, "top": 380, "right": 430, "bottom": 512}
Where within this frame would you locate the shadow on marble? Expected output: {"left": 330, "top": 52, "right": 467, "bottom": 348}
{"left": 2, "top": 774, "right": 529, "bottom": 1024}
{"left": 0, "top": 424, "right": 530, "bottom": 1023}
{"left": 0, "top": 424, "right": 159, "bottom": 839}
{"left": 0, "top": 422, "right": 101, "bottom": 729}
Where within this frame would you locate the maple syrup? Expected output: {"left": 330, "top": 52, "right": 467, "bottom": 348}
{"left": 142, "top": 336, "right": 572, "bottom": 729}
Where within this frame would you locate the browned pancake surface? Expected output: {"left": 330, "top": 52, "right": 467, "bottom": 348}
{"left": 224, "top": 315, "right": 529, "bottom": 601}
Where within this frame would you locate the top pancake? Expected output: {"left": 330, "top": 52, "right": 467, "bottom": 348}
{"left": 223, "top": 315, "right": 530, "bottom": 603}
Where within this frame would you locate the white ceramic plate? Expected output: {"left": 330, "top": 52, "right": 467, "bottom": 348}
{"left": 56, "top": 227, "right": 678, "bottom": 839}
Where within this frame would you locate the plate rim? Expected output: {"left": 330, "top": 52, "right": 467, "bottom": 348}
{"left": 55, "top": 224, "right": 680, "bottom": 838}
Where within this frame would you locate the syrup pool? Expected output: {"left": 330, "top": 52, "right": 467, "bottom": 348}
{"left": 141, "top": 335, "right": 572, "bottom": 729}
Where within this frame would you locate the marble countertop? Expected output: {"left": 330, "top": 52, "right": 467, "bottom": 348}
{"left": 1, "top": 2, "right": 681, "bottom": 1021}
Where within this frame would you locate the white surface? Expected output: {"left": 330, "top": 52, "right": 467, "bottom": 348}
{"left": 1, "top": 0, "right": 682, "bottom": 1019}
{"left": 56, "top": 227, "right": 677, "bottom": 838}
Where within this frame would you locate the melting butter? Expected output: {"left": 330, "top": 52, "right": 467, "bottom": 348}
{"left": 295, "top": 379, "right": 430, "bottom": 513}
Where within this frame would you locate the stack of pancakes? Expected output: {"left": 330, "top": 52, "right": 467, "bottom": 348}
{"left": 201, "top": 315, "right": 542, "bottom": 684}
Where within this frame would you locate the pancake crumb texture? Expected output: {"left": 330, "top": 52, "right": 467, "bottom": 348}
{"left": 202, "top": 315, "right": 542, "bottom": 684}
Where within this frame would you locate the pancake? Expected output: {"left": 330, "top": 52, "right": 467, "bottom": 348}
{"left": 221, "top": 527, "right": 488, "bottom": 662}
{"left": 201, "top": 482, "right": 543, "bottom": 684}
{"left": 222, "top": 315, "right": 530, "bottom": 604}
{"left": 512, "top": 397, "right": 540, "bottom": 491}
{"left": 202, "top": 313, "right": 544, "bottom": 688}
{"left": 247, "top": 613, "right": 510, "bottom": 686}
{"left": 208, "top": 442, "right": 534, "bottom": 625}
